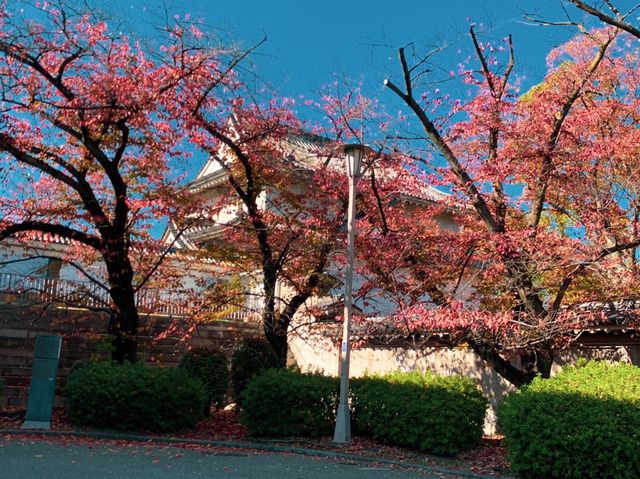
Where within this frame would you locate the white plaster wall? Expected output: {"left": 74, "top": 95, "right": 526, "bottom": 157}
{"left": 289, "top": 333, "right": 636, "bottom": 434}
{"left": 214, "top": 202, "right": 243, "bottom": 226}
{"left": 197, "top": 156, "right": 225, "bottom": 178}
{"left": 0, "top": 244, "right": 63, "bottom": 276}
{"left": 0, "top": 254, "right": 48, "bottom": 276}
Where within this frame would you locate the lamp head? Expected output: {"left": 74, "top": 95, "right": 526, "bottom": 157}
{"left": 338, "top": 144, "right": 372, "bottom": 178}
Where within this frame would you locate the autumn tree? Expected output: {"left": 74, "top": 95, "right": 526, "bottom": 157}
{"left": 179, "top": 96, "right": 344, "bottom": 366}
{"left": 168, "top": 61, "right": 434, "bottom": 366}
{"left": 380, "top": 24, "right": 640, "bottom": 386}
{"left": 0, "top": 1, "right": 214, "bottom": 362}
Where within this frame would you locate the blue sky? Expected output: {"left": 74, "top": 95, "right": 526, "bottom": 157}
{"left": 101, "top": 0, "right": 617, "bottom": 240}
{"left": 105, "top": 0, "right": 605, "bottom": 99}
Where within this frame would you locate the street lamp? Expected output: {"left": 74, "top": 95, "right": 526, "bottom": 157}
{"left": 333, "top": 143, "right": 370, "bottom": 444}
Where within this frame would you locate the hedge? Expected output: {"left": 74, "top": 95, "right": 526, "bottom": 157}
{"left": 240, "top": 368, "right": 339, "bottom": 437}
{"left": 240, "top": 367, "right": 487, "bottom": 455}
{"left": 498, "top": 361, "right": 640, "bottom": 479}
{"left": 351, "top": 371, "right": 488, "bottom": 455}
{"left": 64, "top": 361, "right": 207, "bottom": 432}
{"left": 178, "top": 347, "right": 229, "bottom": 409}
{"left": 231, "top": 338, "right": 279, "bottom": 404}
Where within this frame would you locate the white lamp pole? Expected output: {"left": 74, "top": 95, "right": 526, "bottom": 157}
{"left": 333, "top": 143, "right": 369, "bottom": 444}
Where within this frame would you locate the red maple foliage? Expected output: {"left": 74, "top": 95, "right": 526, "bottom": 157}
{"left": 380, "top": 24, "right": 640, "bottom": 385}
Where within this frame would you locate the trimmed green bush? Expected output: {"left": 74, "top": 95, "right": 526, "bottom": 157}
{"left": 240, "top": 368, "right": 339, "bottom": 437}
{"left": 178, "top": 347, "right": 229, "bottom": 408}
{"left": 351, "top": 371, "right": 487, "bottom": 455}
{"left": 240, "top": 367, "right": 486, "bottom": 450}
{"left": 64, "top": 361, "right": 207, "bottom": 432}
{"left": 231, "top": 338, "right": 279, "bottom": 404}
{"left": 498, "top": 361, "right": 640, "bottom": 479}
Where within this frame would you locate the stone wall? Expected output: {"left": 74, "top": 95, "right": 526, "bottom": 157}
{"left": 0, "top": 300, "right": 261, "bottom": 408}
{"left": 5, "top": 296, "right": 639, "bottom": 435}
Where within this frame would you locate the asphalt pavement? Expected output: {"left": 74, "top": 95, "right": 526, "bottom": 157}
{"left": 0, "top": 439, "right": 472, "bottom": 479}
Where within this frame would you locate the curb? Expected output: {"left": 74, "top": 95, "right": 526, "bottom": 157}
{"left": 0, "top": 428, "right": 512, "bottom": 479}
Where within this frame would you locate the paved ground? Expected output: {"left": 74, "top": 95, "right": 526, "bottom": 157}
{"left": 0, "top": 439, "right": 471, "bottom": 479}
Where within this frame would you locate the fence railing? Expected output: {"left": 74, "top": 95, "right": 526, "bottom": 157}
{"left": 0, "top": 272, "right": 253, "bottom": 320}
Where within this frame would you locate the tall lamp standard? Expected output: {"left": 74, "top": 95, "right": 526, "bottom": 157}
{"left": 333, "top": 143, "right": 370, "bottom": 444}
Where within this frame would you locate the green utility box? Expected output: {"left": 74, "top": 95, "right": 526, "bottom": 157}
{"left": 22, "top": 335, "right": 62, "bottom": 430}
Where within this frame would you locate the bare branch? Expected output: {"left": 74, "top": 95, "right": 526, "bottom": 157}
{"left": 398, "top": 47, "right": 413, "bottom": 98}
{"left": 469, "top": 26, "right": 496, "bottom": 94}
{"left": 569, "top": 0, "right": 640, "bottom": 38}
{"left": 501, "top": 35, "right": 515, "bottom": 94}
{"left": 384, "top": 69, "right": 503, "bottom": 233}
{"left": 134, "top": 217, "right": 199, "bottom": 293}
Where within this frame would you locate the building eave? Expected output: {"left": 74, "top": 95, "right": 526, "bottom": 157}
{"left": 185, "top": 170, "right": 229, "bottom": 193}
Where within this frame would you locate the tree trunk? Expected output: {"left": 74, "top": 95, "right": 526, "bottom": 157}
{"left": 469, "top": 340, "right": 554, "bottom": 387}
{"left": 106, "top": 256, "right": 139, "bottom": 364}
{"left": 520, "top": 350, "right": 554, "bottom": 381}
{"left": 264, "top": 321, "right": 288, "bottom": 368}
{"left": 108, "top": 286, "right": 139, "bottom": 363}
{"left": 260, "top": 268, "right": 289, "bottom": 366}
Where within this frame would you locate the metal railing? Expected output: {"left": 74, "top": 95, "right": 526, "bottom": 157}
{"left": 0, "top": 271, "right": 249, "bottom": 318}
{"left": 0, "top": 272, "right": 109, "bottom": 309}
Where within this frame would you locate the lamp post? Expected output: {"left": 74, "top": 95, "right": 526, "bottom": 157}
{"left": 333, "top": 143, "right": 369, "bottom": 444}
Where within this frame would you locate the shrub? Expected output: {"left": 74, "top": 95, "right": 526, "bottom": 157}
{"left": 240, "top": 368, "right": 339, "bottom": 437}
{"left": 178, "top": 347, "right": 229, "bottom": 408}
{"left": 351, "top": 370, "right": 487, "bottom": 455}
{"left": 231, "top": 338, "right": 279, "bottom": 404}
{"left": 64, "top": 361, "right": 207, "bottom": 432}
{"left": 498, "top": 361, "right": 640, "bottom": 479}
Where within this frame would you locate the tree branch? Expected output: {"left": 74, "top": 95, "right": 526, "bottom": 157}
{"left": 384, "top": 66, "right": 503, "bottom": 233}
{"left": 370, "top": 167, "right": 390, "bottom": 236}
{"left": 0, "top": 133, "right": 79, "bottom": 190}
{"left": 0, "top": 40, "right": 76, "bottom": 100}
{"left": 470, "top": 27, "right": 496, "bottom": 94}
{"left": 552, "top": 237, "right": 640, "bottom": 310}
{"left": 0, "top": 222, "right": 102, "bottom": 250}
{"left": 528, "top": 35, "right": 614, "bottom": 230}
{"left": 133, "top": 217, "right": 199, "bottom": 292}
{"left": 569, "top": 0, "right": 640, "bottom": 39}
